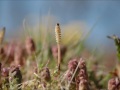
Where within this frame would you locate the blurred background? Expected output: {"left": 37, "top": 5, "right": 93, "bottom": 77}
{"left": 0, "top": 0, "right": 120, "bottom": 54}
{"left": 1, "top": 1, "right": 120, "bottom": 89}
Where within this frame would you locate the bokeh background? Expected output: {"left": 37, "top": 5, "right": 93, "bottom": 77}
{"left": 0, "top": 0, "right": 120, "bottom": 56}
{"left": 1, "top": 1, "right": 120, "bottom": 89}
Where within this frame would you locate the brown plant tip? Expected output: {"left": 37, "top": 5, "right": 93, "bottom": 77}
{"left": 65, "top": 58, "right": 90, "bottom": 90}
{"left": 65, "top": 58, "right": 79, "bottom": 83}
{"left": 68, "top": 58, "right": 78, "bottom": 71}
{"left": 57, "top": 23, "right": 59, "bottom": 26}
{"left": 74, "top": 59, "right": 89, "bottom": 90}
{"left": 79, "top": 59, "right": 86, "bottom": 69}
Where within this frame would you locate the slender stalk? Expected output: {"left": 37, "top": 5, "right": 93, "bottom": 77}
{"left": 57, "top": 43, "right": 61, "bottom": 71}
{"left": 0, "top": 27, "right": 5, "bottom": 44}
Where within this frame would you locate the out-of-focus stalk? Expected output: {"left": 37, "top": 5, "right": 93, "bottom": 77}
{"left": 0, "top": 27, "right": 6, "bottom": 90}
{"left": 0, "top": 27, "right": 5, "bottom": 44}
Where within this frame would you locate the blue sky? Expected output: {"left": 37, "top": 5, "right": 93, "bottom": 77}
{"left": 0, "top": 1, "right": 120, "bottom": 50}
